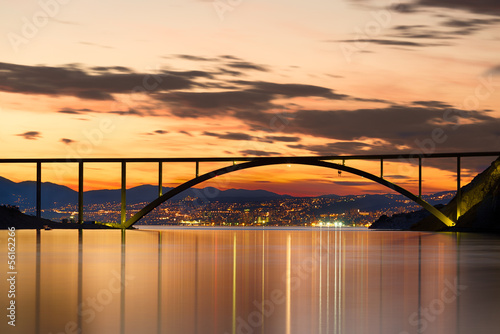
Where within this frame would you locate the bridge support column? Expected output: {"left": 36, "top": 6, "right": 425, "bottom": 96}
{"left": 419, "top": 157, "right": 422, "bottom": 198}
{"left": 380, "top": 159, "right": 383, "bottom": 178}
{"left": 158, "top": 162, "right": 163, "bottom": 197}
{"left": 36, "top": 162, "right": 41, "bottom": 219}
{"left": 121, "top": 162, "right": 127, "bottom": 227}
{"left": 78, "top": 162, "right": 84, "bottom": 224}
{"left": 457, "top": 157, "right": 461, "bottom": 222}
{"left": 196, "top": 161, "right": 199, "bottom": 178}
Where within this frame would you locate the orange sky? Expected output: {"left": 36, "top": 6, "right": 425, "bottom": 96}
{"left": 1, "top": 0, "right": 499, "bottom": 196}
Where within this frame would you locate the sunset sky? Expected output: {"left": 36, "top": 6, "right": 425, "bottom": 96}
{"left": 1, "top": 0, "right": 499, "bottom": 196}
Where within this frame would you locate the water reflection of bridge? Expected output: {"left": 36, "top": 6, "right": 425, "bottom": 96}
{"left": 2, "top": 152, "right": 499, "bottom": 227}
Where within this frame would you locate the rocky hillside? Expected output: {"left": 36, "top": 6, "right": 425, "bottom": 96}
{"left": 0, "top": 205, "right": 113, "bottom": 229}
{"left": 372, "top": 156, "right": 500, "bottom": 231}
{"left": 369, "top": 205, "right": 444, "bottom": 230}
{"left": 411, "top": 156, "right": 500, "bottom": 231}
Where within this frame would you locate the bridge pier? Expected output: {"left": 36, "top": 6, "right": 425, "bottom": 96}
{"left": 78, "top": 162, "right": 84, "bottom": 224}
{"left": 457, "top": 157, "right": 461, "bottom": 221}
{"left": 36, "top": 162, "right": 41, "bottom": 219}
{"left": 121, "top": 162, "right": 127, "bottom": 226}
{"left": 419, "top": 157, "right": 422, "bottom": 199}
{"left": 158, "top": 162, "right": 163, "bottom": 197}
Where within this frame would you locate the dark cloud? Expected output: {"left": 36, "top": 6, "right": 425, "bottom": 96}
{"left": 179, "top": 131, "right": 193, "bottom": 136}
{"left": 486, "top": 65, "right": 500, "bottom": 76}
{"left": 17, "top": 131, "right": 41, "bottom": 140}
{"left": 61, "top": 138, "right": 74, "bottom": 145}
{"left": 217, "top": 68, "right": 244, "bottom": 76}
{"left": 58, "top": 108, "right": 94, "bottom": 114}
{"left": 384, "top": 175, "right": 414, "bottom": 180}
{"left": 389, "top": 25, "right": 453, "bottom": 40}
{"left": 287, "top": 141, "right": 378, "bottom": 156}
{"left": 163, "top": 90, "right": 274, "bottom": 115}
{"left": 239, "top": 81, "right": 348, "bottom": 99}
{"left": 203, "top": 131, "right": 254, "bottom": 141}
{"left": 339, "top": 38, "right": 442, "bottom": 47}
{"left": 237, "top": 105, "right": 500, "bottom": 157}
{"left": 225, "top": 61, "right": 268, "bottom": 72}
{"left": 412, "top": 100, "right": 452, "bottom": 109}
{"left": 154, "top": 130, "right": 168, "bottom": 134}
{"left": 174, "top": 55, "right": 217, "bottom": 62}
{"left": 219, "top": 55, "right": 240, "bottom": 60}
{"left": 239, "top": 150, "right": 281, "bottom": 157}
{"left": 90, "top": 66, "right": 132, "bottom": 73}
{"left": 390, "top": 3, "right": 420, "bottom": 13}
{"left": 160, "top": 81, "right": 348, "bottom": 118}
{"left": 332, "top": 181, "right": 373, "bottom": 187}
{"left": 264, "top": 136, "right": 301, "bottom": 143}
{"left": 0, "top": 62, "right": 208, "bottom": 101}
{"left": 109, "top": 109, "right": 143, "bottom": 116}
{"left": 417, "top": 0, "right": 500, "bottom": 16}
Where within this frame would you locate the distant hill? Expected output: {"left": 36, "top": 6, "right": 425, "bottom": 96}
{"left": 0, "top": 175, "right": 455, "bottom": 219}
{"left": 0, "top": 176, "right": 292, "bottom": 210}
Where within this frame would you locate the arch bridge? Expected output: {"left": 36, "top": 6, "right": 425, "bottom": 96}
{"left": 2, "top": 152, "right": 499, "bottom": 228}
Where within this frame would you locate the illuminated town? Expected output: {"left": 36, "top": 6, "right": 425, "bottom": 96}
{"left": 26, "top": 192, "right": 455, "bottom": 228}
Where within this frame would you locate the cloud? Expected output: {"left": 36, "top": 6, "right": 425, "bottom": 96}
{"left": 61, "top": 138, "right": 75, "bottom": 145}
{"left": 173, "top": 54, "right": 217, "bottom": 62}
{"left": 412, "top": 100, "right": 452, "bottom": 109}
{"left": 0, "top": 62, "right": 209, "bottom": 101}
{"left": 160, "top": 81, "right": 349, "bottom": 118}
{"left": 233, "top": 105, "right": 500, "bottom": 158}
{"left": 264, "top": 136, "right": 301, "bottom": 143}
{"left": 17, "top": 131, "right": 41, "bottom": 140}
{"left": 225, "top": 61, "right": 268, "bottom": 72}
{"left": 239, "top": 150, "right": 281, "bottom": 156}
{"left": 179, "top": 131, "right": 193, "bottom": 136}
{"left": 338, "top": 38, "right": 443, "bottom": 47}
{"left": 332, "top": 181, "right": 373, "bottom": 187}
{"left": 58, "top": 108, "right": 94, "bottom": 114}
{"left": 109, "top": 109, "right": 144, "bottom": 116}
{"left": 90, "top": 66, "right": 132, "bottom": 73}
{"left": 287, "top": 141, "right": 376, "bottom": 155}
{"left": 486, "top": 65, "right": 500, "bottom": 76}
{"left": 154, "top": 130, "right": 168, "bottom": 134}
{"left": 416, "top": 0, "right": 500, "bottom": 16}
{"left": 203, "top": 131, "right": 254, "bottom": 141}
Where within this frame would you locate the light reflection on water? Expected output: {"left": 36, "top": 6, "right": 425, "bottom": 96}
{"left": 1, "top": 228, "right": 500, "bottom": 334}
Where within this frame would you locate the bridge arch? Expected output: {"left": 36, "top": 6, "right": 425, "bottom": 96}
{"left": 124, "top": 158, "right": 454, "bottom": 228}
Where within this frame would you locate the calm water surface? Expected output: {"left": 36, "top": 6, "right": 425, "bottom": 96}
{"left": 1, "top": 227, "right": 500, "bottom": 334}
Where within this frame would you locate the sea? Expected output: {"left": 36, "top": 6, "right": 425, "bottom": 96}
{"left": 1, "top": 226, "right": 500, "bottom": 334}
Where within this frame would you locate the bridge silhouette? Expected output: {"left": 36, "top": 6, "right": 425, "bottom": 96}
{"left": 2, "top": 151, "right": 499, "bottom": 228}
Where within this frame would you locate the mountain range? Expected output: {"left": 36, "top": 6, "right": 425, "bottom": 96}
{"left": 0, "top": 175, "right": 452, "bottom": 214}
{"left": 0, "top": 176, "right": 292, "bottom": 209}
